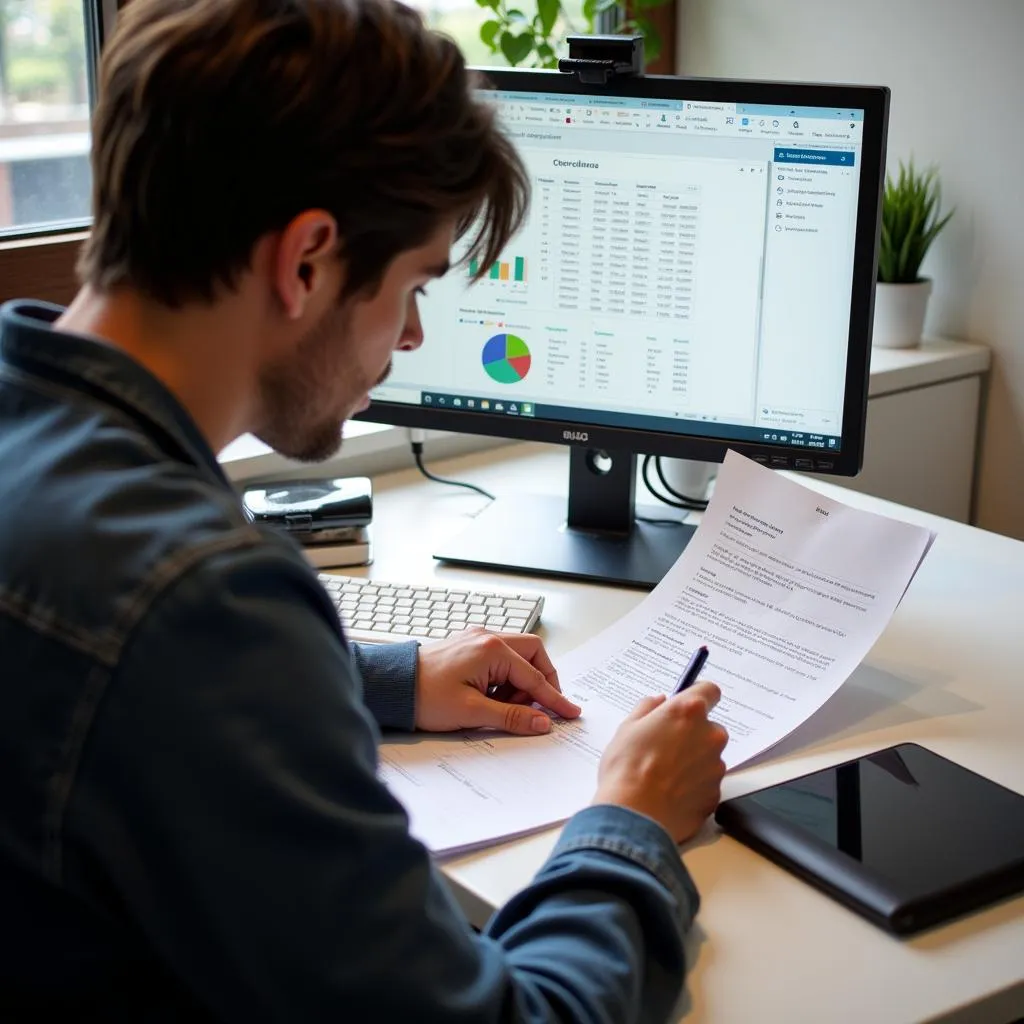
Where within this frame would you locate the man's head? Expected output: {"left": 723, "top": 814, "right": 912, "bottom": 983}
{"left": 78, "top": 0, "right": 527, "bottom": 459}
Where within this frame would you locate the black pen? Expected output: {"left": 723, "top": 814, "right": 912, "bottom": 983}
{"left": 672, "top": 645, "right": 709, "bottom": 695}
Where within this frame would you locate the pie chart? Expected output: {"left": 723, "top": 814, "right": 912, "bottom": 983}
{"left": 482, "top": 333, "right": 531, "bottom": 384}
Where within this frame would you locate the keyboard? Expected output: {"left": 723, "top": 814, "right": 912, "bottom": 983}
{"left": 318, "top": 574, "right": 545, "bottom": 645}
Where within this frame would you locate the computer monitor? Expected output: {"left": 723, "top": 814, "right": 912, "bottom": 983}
{"left": 356, "top": 69, "right": 890, "bottom": 588}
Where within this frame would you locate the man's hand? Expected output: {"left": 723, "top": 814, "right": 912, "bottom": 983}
{"left": 414, "top": 628, "right": 581, "bottom": 735}
{"left": 593, "top": 682, "right": 728, "bottom": 844}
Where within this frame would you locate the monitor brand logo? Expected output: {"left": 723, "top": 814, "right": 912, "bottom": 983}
{"left": 562, "top": 430, "right": 589, "bottom": 442}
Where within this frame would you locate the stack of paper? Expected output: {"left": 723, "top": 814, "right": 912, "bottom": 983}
{"left": 378, "top": 452, "right": 936, "bottom": 856}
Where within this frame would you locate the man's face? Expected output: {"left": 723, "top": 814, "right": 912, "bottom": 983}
{"left": 254, "top": 221, "right": 454, "bottom": 462}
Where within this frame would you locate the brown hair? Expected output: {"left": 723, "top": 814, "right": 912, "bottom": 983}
{"left": 79, "top": 0, "right": 528, "bottom": 306}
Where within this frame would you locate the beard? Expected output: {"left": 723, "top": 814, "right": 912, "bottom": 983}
{"left": 253, "top": 300, "right": 389, "bottom": 463}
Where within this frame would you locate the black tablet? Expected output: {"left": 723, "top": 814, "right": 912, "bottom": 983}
{"left": 715, "top": 743, "right": 1024, "bottom": 936}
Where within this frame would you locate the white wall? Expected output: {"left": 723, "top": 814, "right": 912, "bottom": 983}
{"left": 678, "top": 0, "right": 1024, "bottom": 539}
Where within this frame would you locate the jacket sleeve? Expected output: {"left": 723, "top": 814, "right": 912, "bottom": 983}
{"left": 351, "top": 639, "right": 419, "bottom": 731}
{"left": 66, "top": 546, "right": 698, "bottom": 1023}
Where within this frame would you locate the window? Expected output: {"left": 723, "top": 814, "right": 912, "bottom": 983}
{"left": 409, "top": 0, "right": 588, "bottom": 68}
{"left": 0, "top": 0, "right": 102, "bottom": 237}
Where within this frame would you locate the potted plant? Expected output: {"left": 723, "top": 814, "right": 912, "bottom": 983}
{"left": 873, "top": 160, "right": 954, "bottom": 349}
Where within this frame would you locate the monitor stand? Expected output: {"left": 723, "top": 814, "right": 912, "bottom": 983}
{"left": 433, "top": 447, "right": 698, "bottom": 589}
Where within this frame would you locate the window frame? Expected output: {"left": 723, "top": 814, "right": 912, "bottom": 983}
{"left": 0, "top": 0, "right": 118, "bottom": 302}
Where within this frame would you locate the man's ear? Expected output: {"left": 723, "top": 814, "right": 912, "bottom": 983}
{"left": 272, "top": 210, "right": 340, "bottom": 320}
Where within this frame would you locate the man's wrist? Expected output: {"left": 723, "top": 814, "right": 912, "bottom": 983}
{"left": 590, "top": 787, "right": 661, "bottom": 828}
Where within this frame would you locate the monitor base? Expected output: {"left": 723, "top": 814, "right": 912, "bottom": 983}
{"left": 433, "top": 495, "right": 697, "bottom": 589}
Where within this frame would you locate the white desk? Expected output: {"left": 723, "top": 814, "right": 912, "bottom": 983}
{"left": 342, "top": 441, "right": 1023, "bottom": 1024}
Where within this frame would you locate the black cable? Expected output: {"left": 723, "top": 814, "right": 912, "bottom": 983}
{"left": 410, "top": 440, "right": 702, "bottom": 519}
{"left": 411, "top": 441, "right": 495, "bottom": 501}
{"left": 654, "top": 456, "right": 710, "bottom": 510}
{"left": 642, "top": 455, "right": 690, "bottom": 509}
{"left": 641, "top": 455, "right": 709, "bottom": 512}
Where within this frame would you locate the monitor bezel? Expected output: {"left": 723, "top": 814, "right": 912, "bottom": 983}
{"left": 354, "top": 70, "right": 890, "bottom": 478}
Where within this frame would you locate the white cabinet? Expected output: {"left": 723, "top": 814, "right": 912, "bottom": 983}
{"left": 813, "top": 339, "right": 990, "bottom": 522}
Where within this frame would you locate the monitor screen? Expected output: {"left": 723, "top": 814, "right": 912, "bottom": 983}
{"left": 358, "top": 71, "right": 889, "bottom": 587}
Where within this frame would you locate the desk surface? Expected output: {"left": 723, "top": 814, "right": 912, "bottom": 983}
{"left": 337, "top": 441, "right": 1023, "bottom": 1024}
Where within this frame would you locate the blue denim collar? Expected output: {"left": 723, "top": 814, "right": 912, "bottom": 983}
{"left": 0, "top": 299, "right": 229, "bottom": 489}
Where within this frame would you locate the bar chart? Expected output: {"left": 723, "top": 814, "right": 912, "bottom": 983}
{"left": 470, "top": 256, "right": 528, "bottom": 283}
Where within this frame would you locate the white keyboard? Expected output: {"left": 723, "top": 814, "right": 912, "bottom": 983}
{"left": 318, "top": 574, "right": 544, "bottom": 645}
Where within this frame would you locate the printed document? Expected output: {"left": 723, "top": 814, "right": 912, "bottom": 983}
{"left": 378, "top": 451, "right": 936, "bottom": 854}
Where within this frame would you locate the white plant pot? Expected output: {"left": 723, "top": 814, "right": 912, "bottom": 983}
{"left": 872, "top": 279, "right": 932, "bottom": 349}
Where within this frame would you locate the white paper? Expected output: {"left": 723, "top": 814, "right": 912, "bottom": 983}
{"left": 378, "top": 452, "right": 936, "bottom": 854}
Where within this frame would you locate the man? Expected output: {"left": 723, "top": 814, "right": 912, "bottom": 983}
{"left": 0, "top": 0, "right": 728, "bottom": 1019}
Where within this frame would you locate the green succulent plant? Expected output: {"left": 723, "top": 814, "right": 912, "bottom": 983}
{"left": 878, "top": 160, "right": 954, "bottom": 284}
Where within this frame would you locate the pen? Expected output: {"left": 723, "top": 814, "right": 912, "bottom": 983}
{"left": 672, "top": 645, "right": 709, "bottom": 695}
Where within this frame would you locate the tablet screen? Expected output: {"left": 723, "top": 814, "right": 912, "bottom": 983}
{"left": 734, "top": 743, "right": 1024, "bottom": 897}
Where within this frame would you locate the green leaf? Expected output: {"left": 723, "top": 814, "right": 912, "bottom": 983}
{"left": 506, "top": 7, "right": 528, "bottom": 20}
{"left": 537, "top": 0, "right": 560, "bottom": 38}
{"left": 633, "top": 15, "right": 661, "bottom": 62}
{"left": 582, "top": 0, "right": 599, "bottom": 22}
{"left": 538, "top": 45, "right": 559, "bottom": 68}
{"left": 475, "top": 0, "right": 500, "bottom": 10}
{"left": 630, "top": 0, "right": 670, "bottom": 11}
{"left": 877, "top": 158, "right": 954, "bottom": 282}
{"left": 500, "top": 29, "right": 536, "bottom": 65}
{"left": 878, "top": 223, "right": 895, "bottom": 282}
{"left": 480, "top": 18, "right": 502, "bottom": 48}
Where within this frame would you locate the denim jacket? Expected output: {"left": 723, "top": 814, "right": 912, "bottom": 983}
{"left": 0, "top": 300, "right": 699, "bottom": 1022}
